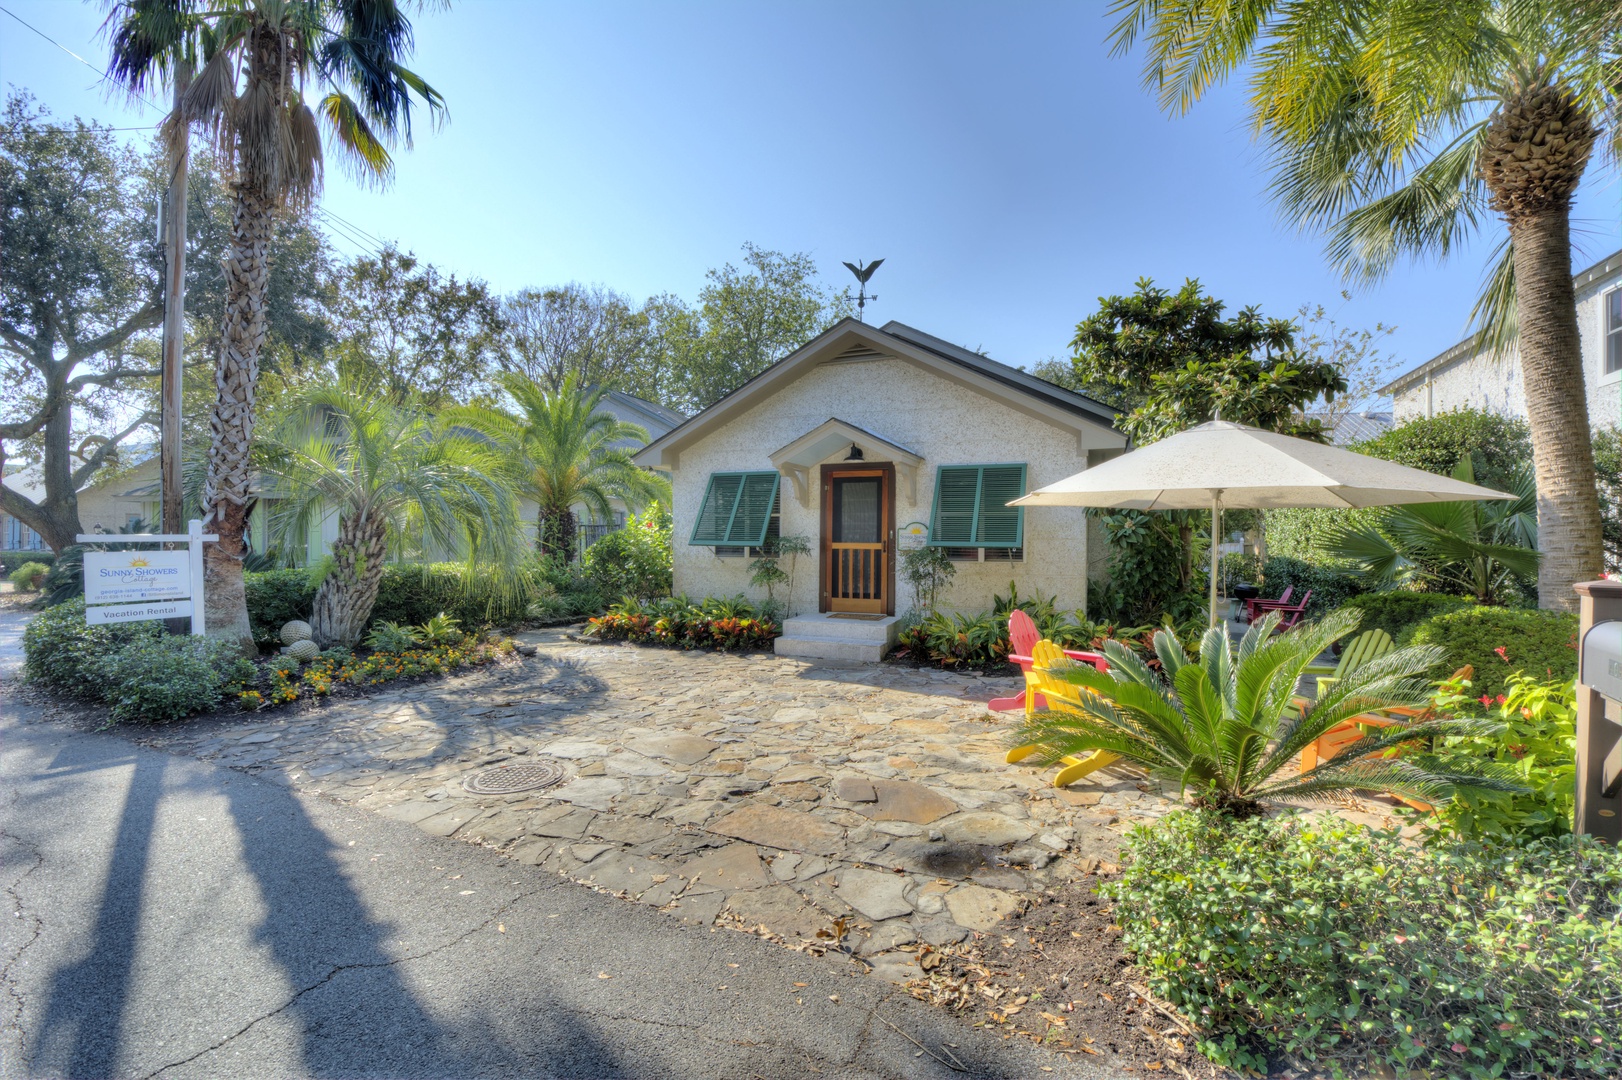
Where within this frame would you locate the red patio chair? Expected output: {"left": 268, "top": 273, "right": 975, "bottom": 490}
{"left": 1265, "top": 590, "right": 1312, "bottom": 633}
{"left": 989, "top": 609, "right": 1108, "bottom": 714}
{"left": 1244, "top": 586, "right": 1292, "bottom": 622}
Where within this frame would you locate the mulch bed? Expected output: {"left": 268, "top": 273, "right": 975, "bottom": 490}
{"left": 906, "top": 874, "right": 1238, "bottom": 1079}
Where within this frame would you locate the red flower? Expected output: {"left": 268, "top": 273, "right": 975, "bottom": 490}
{"left": 1494, "top": 645, "right": 1508, "bottom": 660}
{"left": 1479, "top": 694, "right": 1494, "bottom": 707}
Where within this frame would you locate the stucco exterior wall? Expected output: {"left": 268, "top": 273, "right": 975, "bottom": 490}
{"left": 1390, "top": 264, "right": 1622, "bottom": 430}
{"left": 665, "top": 354, "right": 1104, "bottom": 616}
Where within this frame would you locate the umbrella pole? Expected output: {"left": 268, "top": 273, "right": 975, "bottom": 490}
{"left": 1208, "top": 490, "right": 1223, "bottom": 629}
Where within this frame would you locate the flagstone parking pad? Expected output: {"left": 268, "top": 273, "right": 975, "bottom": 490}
{"left": 132, "top": 630, "right": 1180, "bottom": 980}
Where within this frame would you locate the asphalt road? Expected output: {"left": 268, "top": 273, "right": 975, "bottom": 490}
{"left": 0, "top": 687, "right": 1125, "bottom": 1080}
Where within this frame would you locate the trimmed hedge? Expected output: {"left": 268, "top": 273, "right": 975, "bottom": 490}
{"left": 1408, "top": 605, "right": 1578, "bottom": 701}
{"left": 22, "top": 598, "right": 154, "bottom": 694}
{"left": 1106, "top": 812, "right": 1622, "bottom": 1078}
{"left": 1257, "top": 555, "right": 1365, "bottom": 619}
{"left": 1338, "top": 591, "right": 1476, "bottom": 643}
{"left": 244, "top": 562, "right": 538, "bottom": 646}
{"left": 0, "top": 550, "right": 55, "bottom": 574}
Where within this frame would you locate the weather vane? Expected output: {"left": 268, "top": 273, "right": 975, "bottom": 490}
{"left": 843, "top": 258, "right": 884, "bottom": 322}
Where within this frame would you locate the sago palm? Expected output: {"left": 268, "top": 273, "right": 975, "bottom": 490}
{"left": 261, "top": 379, "right": 521, "bottom": 647}
{"left": 105, "top": 0, "right": 445, "bottom": 651}
{"left": 458, "top": 373, "right": 670, "bottom": 561}
{"left": 1324, "top": 459, "right": 1540, "bottom": 603}
{"left": 1012, "top": 610, "right": 1521, "bottom": 817}
{"left": 1109, "top": 0, "right": 1621, "bottom": 610}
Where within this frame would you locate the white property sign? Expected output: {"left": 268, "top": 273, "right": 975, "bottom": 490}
{"left": 86, "top": 599, "right": 194, "bottom": 625}
{"left": 84, "top": 550, "right": 191, "bottom": 604}
{"left": 78, "top": 520, "right": 216, "bottom": 635}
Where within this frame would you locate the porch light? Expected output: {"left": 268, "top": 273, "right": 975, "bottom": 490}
{"left": 843, "top": 444, "right": 864, "bottom": 461}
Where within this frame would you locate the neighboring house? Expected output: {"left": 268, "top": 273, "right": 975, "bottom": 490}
{"left": 2, "top": 457, "right": 168, "bottom": 552}
{"left": 1312, "top": 409, "right": 1392, "bottom": 446}
{"left": 634, "top": 318, "right": 1126, "bottom": 661}
{"left": 1382, "top": 246, "right": 1622, "bottom": 427}
{"left": 1, "top": 466, "right": 48, "bottom": 552}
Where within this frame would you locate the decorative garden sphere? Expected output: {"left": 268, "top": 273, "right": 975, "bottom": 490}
{"left": 283, "top": 639, "right": 320, "bottom": 661}
{"left": 280, "top": 620, "right": 314, "bottom": 645}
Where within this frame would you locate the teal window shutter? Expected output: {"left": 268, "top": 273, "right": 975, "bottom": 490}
{"left": 929, "top": 464, "right": 1026, "bottom": 548}
{"left": 724, "top": 472, "right": 780, "bottom": 545}
{"left": 689, "top": 471, "right": 779, "bottom": 545}
{"left": 930, "top": 466, "right": 981, "bottom": 545}
{"left": 975, "top": 464, "right": 1026, "bottom": 546}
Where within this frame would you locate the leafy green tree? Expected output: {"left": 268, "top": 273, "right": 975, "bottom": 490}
{"left": 500, "top": 283, "right": 660, "bottom": 394}
{"left": 458, "top": 373, "right": 670, "bottom": 561}
{"left": 0, "top": 95, "right": 163, "bottom": 551}
{"left": 1063, "top": 278, "right": 1345, "bottom": 443}
{"left": 1109, "top": 0, "right": 1619, "bottom": 609}
{"left": 636, "top": 244, "right": 852, "bottom": 412}
{"left": 1014, "top": 610, "right": 1520, "bottom": 818}
{"left": 260, "top": 378, "right": 522, "bottom": 647}
{"left": 326, "top": 247, "right": 503, "bottom": 407}
{"left": 107, "top": 0, "right": 445, "bottom": 652}
{"left": 1324, "top": 459, "right": 1540, "bottom": 604}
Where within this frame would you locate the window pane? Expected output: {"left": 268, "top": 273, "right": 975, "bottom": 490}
{"left": 834, "top": 478, "right": 880, "bottom": 543}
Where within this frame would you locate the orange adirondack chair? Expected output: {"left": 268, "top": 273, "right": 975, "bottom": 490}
{"left": 988, "top": 609, "right": 1106, "bottom": 715}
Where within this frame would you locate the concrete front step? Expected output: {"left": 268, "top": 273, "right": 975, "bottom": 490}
{"left": 775, "top": 612, "right": 901, "bottom": 663}
{"left": 779, "top": 612, "right": 900, "bottom": 645}
{"left": 773, "top": 635, "right": 889, "bottom": 663}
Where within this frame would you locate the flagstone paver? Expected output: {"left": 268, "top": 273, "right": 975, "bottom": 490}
{"left": 129, "top": 628, "right": 1180, "bottom": 978}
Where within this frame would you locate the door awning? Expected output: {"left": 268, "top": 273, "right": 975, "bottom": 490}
{"left": 768, "top": 418, "right": 923, "bottom": 505}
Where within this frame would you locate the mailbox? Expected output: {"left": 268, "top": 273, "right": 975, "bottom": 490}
{"left": 1579, "top": 620, "right": 1622, "bottom": 701}
{"left": 1573, "top": 583, "right": 1622, "bottom": 842}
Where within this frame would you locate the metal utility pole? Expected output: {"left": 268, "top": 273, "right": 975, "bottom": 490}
{"left": 160, "top": 63, "right": 191, "bottom": 536}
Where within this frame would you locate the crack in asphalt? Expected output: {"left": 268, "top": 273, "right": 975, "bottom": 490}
{"left": 140, "top": 885, "right": 547, "bottom": 1080}
{"left": 0, "top": 785, "right": 48, "bottom": 1066}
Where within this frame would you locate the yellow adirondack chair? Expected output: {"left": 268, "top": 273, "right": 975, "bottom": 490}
{"left": 1305, "top": 628, "right": 1394, "bottom": 699}
{"left": 1006, "top": 640, "right": 1121, "bottom": 787}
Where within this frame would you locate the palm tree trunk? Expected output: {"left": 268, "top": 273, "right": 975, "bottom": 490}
{"left": 538, "top": 505, "right": 577, "bottom": 561}
{"left": 311, "top": 512, "right": 390, "bottom": 647}
{"left": 200, "top": 182, "right": 274, "bottom": 653}
{"left": 1508, "top": 209, "right": 1603, "bottom": 610}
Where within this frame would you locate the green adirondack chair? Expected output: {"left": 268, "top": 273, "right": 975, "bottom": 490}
{"left": 1305, "top": 628, "right": 1394, "bottom": 698}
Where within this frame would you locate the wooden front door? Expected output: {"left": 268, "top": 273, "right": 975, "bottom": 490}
{"left": 821, "top": 465, "right": 893, "bottom": 614}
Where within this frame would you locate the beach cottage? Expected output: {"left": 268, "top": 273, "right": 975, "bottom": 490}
{"left": 633, "top": 319, "right": 1125, "bottom": 660}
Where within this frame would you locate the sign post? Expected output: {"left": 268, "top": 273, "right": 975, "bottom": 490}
{"left": 78, "top": 519, "right": 216, "bottom": 635}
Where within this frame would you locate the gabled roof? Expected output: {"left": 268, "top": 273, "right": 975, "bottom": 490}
{"left": 1381, "top": 244, "right": 1622, "bottom": 396}
{"left": 600, "top": 389, "right": 686, "bottom": 432}
{"left": 634, "top": 318, "right": 1122, "bottom": 469}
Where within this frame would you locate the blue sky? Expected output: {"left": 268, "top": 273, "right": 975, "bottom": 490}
{"left": 4, "top": 1, "right": 1619, "bottom": 397}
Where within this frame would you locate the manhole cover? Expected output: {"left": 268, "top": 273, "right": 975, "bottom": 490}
{"left": 462, "top": 760, "right": 567, "bottom": 795}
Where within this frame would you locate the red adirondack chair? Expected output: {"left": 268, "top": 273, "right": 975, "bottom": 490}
{"left": 1244, "top": 586, "right": 1292, "bottom": 622}
{"left": 989, "top": 609, "right": 1108, "bottom": 713}
{"left": 1260, "top": 590, "right": 1312, "bottom": 633}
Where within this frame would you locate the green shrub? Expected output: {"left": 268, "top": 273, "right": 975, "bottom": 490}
{"left": 1338, "top": 590, "right": 1476, "bottom": 642}
{"left": 1424, "top": 674, "right": 1577, "bottom": 840}
{"left": 416, "top": 612, "right": 463, "bottom": 645}
{"left": 1105, "top": 812, "right": 1622, "bottom": 1078}
{"left": 589, "top": 594, "right": 779, "bottom": 651}
{"left": 245, "top": 562, "right": 538, "bottom": 646}
{"left": 243, "top": 568, "right": 319, "bottom": 645}
{"left": 532, "top": 555, "right": 609, "bottom": 619}
{"left": 1353, "top": 407, "right": 1531, "bottom": 493}
{"left": 1257, "top": 555, "right": 1365, "bottom": 618}
{"left": 8, "top": 561, "right": 49, "bottom": 591}
{"left": 579, "top": 506, "right": 673, "bottom": 600}
{"left": 0, "top": 550, "right": 55, "bottom": 574}
{"left": 1263, "top": 506, "right": 1380, "bottom": 566}
{"left": 22, "top": 598, "right": 154, "bottom": 694}
{"left": 365, "top": 620, "right": 423, "bottom": 654}
{"left": 1407, "top": 606, "right": 1577, "bottom": 700}
{"left": 93, "top": 635, "right": 256, "bottom": 725}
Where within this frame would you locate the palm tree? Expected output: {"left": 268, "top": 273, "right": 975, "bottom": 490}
{"left": 1012, "top": 610, "right": 1521, "bottom": 818}
{"left": 105, "top": 0, "right": 445, "bottom": 651}
{"left": 1324, "top": 460, "right": 1540, "bottom": 604}
{"left": 261, "top": 379, "right": 521, "bottom": 647}
{"left": 458, "top": 373, "right": 670, "bottom": 561}
{"left": 1109, "top": 0, "right": 1620, "bottom": 610}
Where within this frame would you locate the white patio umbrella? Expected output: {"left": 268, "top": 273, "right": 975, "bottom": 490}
{"left": 1011, "top": 420, "right": 1513, "bottom": 627}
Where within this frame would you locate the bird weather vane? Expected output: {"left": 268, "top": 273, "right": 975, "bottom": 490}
{"left": 842, "top": 258, "right": 883, "bottom": 322}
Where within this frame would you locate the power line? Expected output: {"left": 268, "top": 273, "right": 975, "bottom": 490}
{"left": 0, "top": 3, "right": 163, "bottom": 114}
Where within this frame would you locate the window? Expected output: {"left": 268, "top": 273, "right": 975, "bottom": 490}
{"left": 691, "top": 470, "right": 781, "bottom": 549}
{"left": 928, "top": 464, "right": 1027, "bottom": 549}
{"left": 1607, "top": 289, "right": 1622, "bottom": 375}
{"left": 715, "top": 488, "right": 781, "bottom": 558}
{"left": 946, "top": 545, "right": 1024, "bottom": 563}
